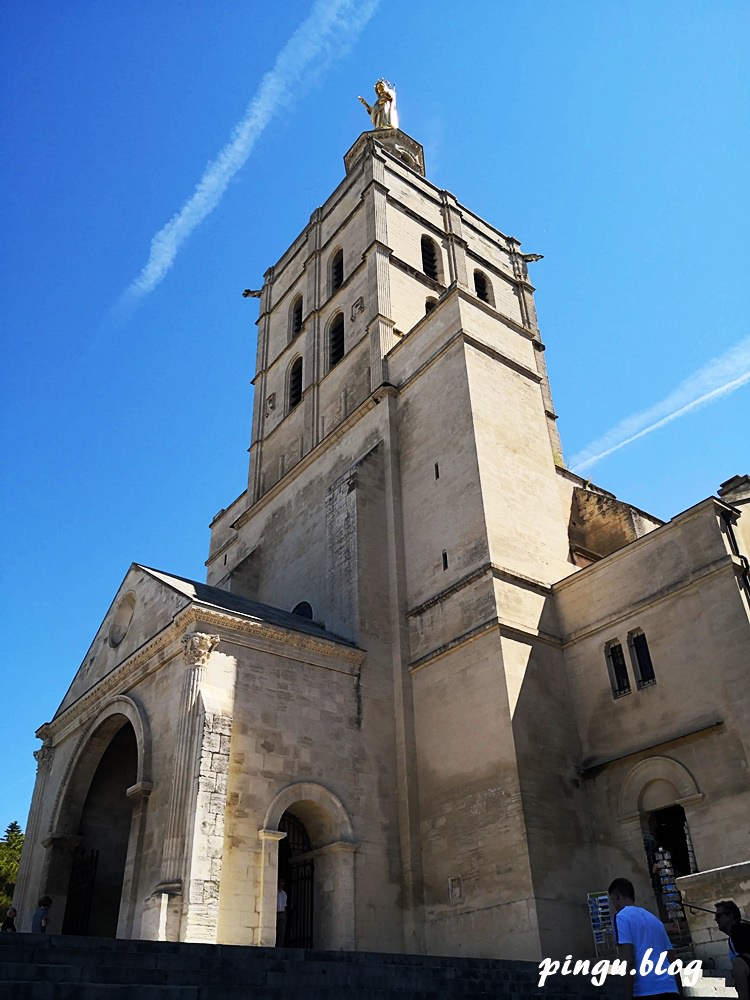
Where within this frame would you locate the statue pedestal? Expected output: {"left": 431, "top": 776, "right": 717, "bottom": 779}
{"left": 344, "top": 128, "right": 425, "bottom": 177}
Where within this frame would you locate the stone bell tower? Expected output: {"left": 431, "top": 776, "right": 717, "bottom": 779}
{"left": 206, "top": 91, "right": 593, "bottom": 959}
{"left": 18, "top": 86, "right": 748, "bottom": 962}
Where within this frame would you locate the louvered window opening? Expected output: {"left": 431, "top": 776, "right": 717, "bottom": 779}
{"left": 289, "top": 359, "right": 303, "bottom": 410}
{"left": 292, "top": 297, "right": 303, "bottom": 336}
{"left": 331, "top": 250, "right": 344, "bottom": 292}
{"left": 329, "top": 315, "right": 345, "bottom": 368}
{"left": 421, "top": 237, "right": 439, "bottom": 280}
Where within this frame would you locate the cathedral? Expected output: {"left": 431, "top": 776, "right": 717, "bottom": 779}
{"left": 15, "top": 97, "right": 750, "bottom": 966}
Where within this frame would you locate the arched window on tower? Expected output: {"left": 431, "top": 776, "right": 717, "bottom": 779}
{"left": 473, "top": 269, "right": 494, "bottom": 306}
{"left": 290, "top": 295, "right": 303, "bottom": 339}
{"left": 421, "top": 236, "right": 442, "bottom": 282}
{"left": 425, "top": 296, "right": 438, "bottom": 315}
{"left": 330, "top": 249, "right": 344, "bottom": 293}
{"left": 288, "top": 357, "right": 303, "bottom": 411}
{"left": 329, "top": 313, "right": 345, "bottom": 369}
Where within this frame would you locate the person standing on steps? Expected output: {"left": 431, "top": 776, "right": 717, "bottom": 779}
{"left": 714, "top": 901, "right": 750, "bottom": 1000}
{"left": 608, "top": 878, "right": 681, "bottom": 999}
{"left": 31, "top": 896, "right": 52, "bottom": 934}
{"left": 276, "top": 879, "right": 288, "bottom": 947}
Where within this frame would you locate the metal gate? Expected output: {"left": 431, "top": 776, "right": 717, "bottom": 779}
{"left": 62, "top": 847, "right": 99, "bottom": 935}
{"left": 288, "top": 857, "right": 314, "bottom": 948}
{"left": 279, "top": 812, "right": 314, "bottom": 948}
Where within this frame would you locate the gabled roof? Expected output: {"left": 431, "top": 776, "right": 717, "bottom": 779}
{"left": 137, "top": 565, "right": 354, "bottom": 647}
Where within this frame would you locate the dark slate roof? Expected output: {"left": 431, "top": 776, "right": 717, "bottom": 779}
{"left": 138, "top": 565, "right": 356, "bottom": 648}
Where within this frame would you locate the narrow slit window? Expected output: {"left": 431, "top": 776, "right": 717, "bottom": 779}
{"left": 434, "top": 462, "right": 440, "bottom": 479}
{"left": 606, "top": 641, "right": 630, "bottom": 698}
{"left": 331, "top": 249, "right": 344, "bottom": 293}
{"left": 442, "top": 550, "right": 448, "bottom": 571}
{"left": 329, "top": 313, "right": 345, "bottom": 369}
{"left": 288, "top": 357, "right": 303, "bottom": 411}
{"left": 629, "top": 630, "right": 656, "bottom": 687}
{"left": 421, "top": 236, "right": 441, "bottom": 281}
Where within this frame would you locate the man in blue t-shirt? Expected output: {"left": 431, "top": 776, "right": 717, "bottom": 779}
{"left": 608, "top": 878, "right": 681, "bottom": 999}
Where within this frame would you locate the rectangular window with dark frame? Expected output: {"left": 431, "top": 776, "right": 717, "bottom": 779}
{"left": 606, "top": 641, "right": 631, "bottom": 698}
{"left": 629, "top": 630, "right": 656, "bottom": 687}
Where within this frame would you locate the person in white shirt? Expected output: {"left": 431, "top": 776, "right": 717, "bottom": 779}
{"left": 276, "top": 879, "right": 288, "bottom": 947}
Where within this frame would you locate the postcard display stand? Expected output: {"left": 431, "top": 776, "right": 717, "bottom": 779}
{"left": 588, "top": 891, "right": 617, "bottom": 958}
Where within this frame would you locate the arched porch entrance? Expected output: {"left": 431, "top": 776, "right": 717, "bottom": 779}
{"left": 62, "top": 723, "right": 137, "bottom": 934}
{"left": 260, "top": 782, "right": 356, "bottom": 950}
{"left": 45, "top": 697, "right": 151, "bottom": 937}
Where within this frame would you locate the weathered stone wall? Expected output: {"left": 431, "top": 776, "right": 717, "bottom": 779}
{"left": 554, "top": 499, "right": 750, "bottom": 916}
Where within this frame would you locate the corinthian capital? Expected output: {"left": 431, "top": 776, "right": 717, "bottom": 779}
{"left": 181, "top": 632, "right": 220, "bottom": 666}
{"left": 34, "top": 742, "right": 55, "bottom": 772}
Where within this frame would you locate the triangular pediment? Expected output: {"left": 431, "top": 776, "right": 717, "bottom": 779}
{"left": 54, "top": 564, "right": 193, "bottom": 717}
{"left": 53, "top": 564, "right": 356, "bottom": 719}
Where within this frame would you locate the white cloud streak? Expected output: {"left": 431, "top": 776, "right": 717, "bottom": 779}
{"left": 117, "top": 0, "right": 378, "bottom": 311}
{"left": 570, "top": 335, "right": 750, "bottom": 473}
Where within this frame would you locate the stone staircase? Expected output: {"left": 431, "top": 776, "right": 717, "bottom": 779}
{"left": 0, "top": 933, "right": 730, "bottom": 999}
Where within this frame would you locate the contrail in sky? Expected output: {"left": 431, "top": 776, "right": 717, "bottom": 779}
{"left": 570, "top": 335, "right": 750, "bottom": 473}
{"left": 117, "top": 0, "right": 378, "bottom": 313}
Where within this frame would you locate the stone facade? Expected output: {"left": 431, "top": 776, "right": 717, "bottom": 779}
{"left": 16, "top": 127, "right": 750, "bottom": 961}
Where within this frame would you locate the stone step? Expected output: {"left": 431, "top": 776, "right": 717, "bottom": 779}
{"left": 0, "top": 934, "right": 723, "bottom": 1000}
{"left": 684, "top": 974, "right": 735, "bottom": 997}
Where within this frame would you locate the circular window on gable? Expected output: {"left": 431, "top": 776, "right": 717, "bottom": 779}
{"left": 109, "top": 592, "right": 136, "bottom": 648}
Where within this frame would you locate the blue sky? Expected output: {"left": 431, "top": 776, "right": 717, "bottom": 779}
{"left": 1, "top": 1, "right": 748, "bottom": 833}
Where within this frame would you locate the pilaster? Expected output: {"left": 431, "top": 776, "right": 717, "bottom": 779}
{"left": 14, "top": 737, "right": 55, "bottom": 926}
{"left": 117, "top": 781, "right": 153, "bottom": 937}
{"left": 305, "top": 208, "right": 323, "bottom": 451}
{"left": 258, "top": 828, "right": 287, "bottom": 946}
{"left": 249, "top": 267, "right": 275, "bottom": 503}
{"left": 440, "top": 190, "right": 469, "bottom": 289}
{"left": 155, "top": 630, "right": 220, "bottom": 939}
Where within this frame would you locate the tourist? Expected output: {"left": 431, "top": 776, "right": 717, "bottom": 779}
{"left": 608, "top": 877, "right": 680, "bottom": 998}
{"left": 31, "top": 896, "right": 52, "bottom": 933}
{"left": 714, "top": 901, "right": 750, "bottom": 1000}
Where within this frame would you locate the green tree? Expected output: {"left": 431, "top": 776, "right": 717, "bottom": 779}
{"left": 0, "top": 821, "right": 24, "bottom": 911}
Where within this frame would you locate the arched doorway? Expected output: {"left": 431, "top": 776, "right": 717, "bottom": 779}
{"left": 261, "top": 782, "right": 356, "bottom": 950}
{"left": 648, "top": 804, "right": 697, "bottom": 878}
{"left": 278, "top": 811, "right": 314, "bottom": 948}
{"left": 62, "top": 722, "right": 138, "bottom": 935}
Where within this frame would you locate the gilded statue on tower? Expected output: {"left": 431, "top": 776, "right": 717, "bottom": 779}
{"left": 358, "top": 80, "right": 398, "bottom": 130}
